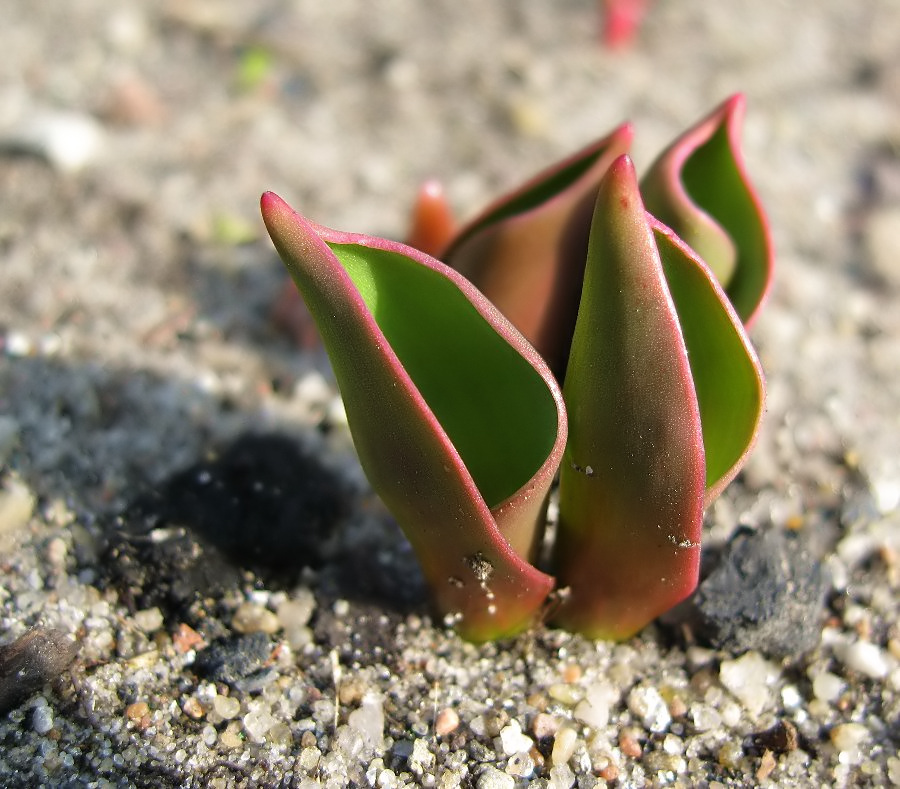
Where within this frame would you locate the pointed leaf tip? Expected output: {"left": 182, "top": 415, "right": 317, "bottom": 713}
{"left": 260, "top": 193, "right": 564, "bottom": 640}
{"left": 552, "top": 155, "right": 705, "bottom": 640}
{"left": 640, "top": 94, "right": 773, "bottom": 325}
{"left": 443, "top": 124, "right": 634, "bottom": 377}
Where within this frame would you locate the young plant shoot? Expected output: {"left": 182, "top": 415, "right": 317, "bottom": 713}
{"left": 261, "top": 95, "right": 771, "bottom": 642}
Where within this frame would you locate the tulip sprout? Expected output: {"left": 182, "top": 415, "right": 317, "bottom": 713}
{"left": 261, "top": 95, "right": 771, "bottom": 641}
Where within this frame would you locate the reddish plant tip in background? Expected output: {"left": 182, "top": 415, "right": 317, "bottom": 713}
{"left": 262, "top": 95, "right": 772, "bottom": 642}
{"left": 600, "top": 0, "right": 651, "bottom": 48}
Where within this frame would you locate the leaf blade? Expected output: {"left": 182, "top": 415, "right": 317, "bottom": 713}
{"left": 551, "top": 157, "right": 705, "bottom": 640}
{"left": 261, "top": 192, "right": 564, "bottom": 640}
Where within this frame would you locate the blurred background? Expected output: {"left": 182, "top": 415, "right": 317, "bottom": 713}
{"left": 1, "top": 0, "right": 899, "bottom": 519}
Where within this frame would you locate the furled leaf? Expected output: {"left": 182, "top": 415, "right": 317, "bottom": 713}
{"left": 261, "top": 192, "right": 566, "bottom": 640}
{"left": 640, "top": 94, "right": 773, "bottom": 325}
{"left": 652, "top": 220, "right": 765, "bottom": 504}
{"left": 443, "top": 124, "right": 634, "bottom": 377}
{"left": 551, "top": 156, "right": 705, "bottom": 640}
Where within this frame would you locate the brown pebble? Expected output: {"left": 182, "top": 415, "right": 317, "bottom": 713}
{"left": 618, "top": 728, "right": 642, "bottom": 758}
{"left": 0, "top": 627, "right": 79, "bottom": 715}
{"left": 526, "top": 692, "right": 548, "bottom": 711}
{"left": 181, "top": 696, "right": 205, "bottom": 720}
{"left": 338, "top": 678, "right": 366, "bottom": 706}
{"left": 126, "top": 701, "right": 150, "bottom": 721}
{"left": 172, "top": 623, "right": 206, "bottom": 654}
{"left": 750, "top": 719, "right": 799, "bottom": 754}
{"left": 434, "top": 707, "right": 460, "bottom": 736}
{"left": 667, "top": 694, "right": 688, "bottom": 718}
{"left": 756, "top": 749, "right": 777, "bottom": 781}
{"left": 598, "top": 763, "right": 619, "bottom": 781}
{"left": 562, "top": 663, "right": 583, "bottom": 683}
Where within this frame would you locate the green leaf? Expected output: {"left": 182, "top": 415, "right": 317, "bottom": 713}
{"left": 653, "top": 221, "right": 765, "bottom": 504}
{"left": 443, "top": 124, "right": 634, "bottom": 376}
{"left": 261, "top": 192, "right": 566, "bottom": 640}
{"left": 641, "top": 94, "right": 773, "bottom": 325}
{"left": 551, "top": 156, "right": 705, "bottom": 640}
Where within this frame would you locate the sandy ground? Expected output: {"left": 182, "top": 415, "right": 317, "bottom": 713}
{"left": 1, "top": 1, "right": 900, "bottom": 787}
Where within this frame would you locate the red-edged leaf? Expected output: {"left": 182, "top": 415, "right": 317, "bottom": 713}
{"left": 641, "top": 94, "right": 773, "bottom": 325}
{"left": 443, "top": 124, "right": 634, "bottom": 376}
{"left": 551, "top": 157, "right": 705, "bottom": 640}
{"left": 262, "top": 192, "right": 566, "bottom": 640}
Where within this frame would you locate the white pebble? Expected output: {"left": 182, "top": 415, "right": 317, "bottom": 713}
{"left": 548, "top": 762, "right": 576, "bottom": 789}
{"left": 830, "top": 722, "right": 869, "bottom": 761}
{"left": 691, "top": 703, "right": 722, "bottom": 732}
{"left": 835, "top": 639, "right": 890, "bottom": 679}
{"left": 132, "top": 607, "right": 164, "bottom": 634}
{"left": 212, "top": 695, "right": 241, "bottom": 720}
{"left": 278, "top": 589, "right": 316, "bottom": 628}
{"left": 232, "top": 602, "right": 280, "bottom": 634}
{"left": 811, "top": 671, "right": 845, "bottom": 703}
{"left": 627, "top": 685, "right": 671, "bottom": 732}
{"left": 719, "top": 652, "right": 779, "bottom": 717}
{"left": 2, "top": 110, "right": 105, "bottom": 171}
{"left": 32, "top": 702, "right": 53, "bottom": 735}
{"left": 409, "top": 738, "right": 435, "bottom": 774}
{"left": 476, "top": 766, "right": 514, "bottom": 789}
{"left": 243, "top": 707, "right": 276, "bottom": 743}
{"left": 505, "top": 751, "right": 535, "bottom": 778}
{"left": 348, "top": 692, "right": 384, "bottom": 748}
{"left": 551, "top": 725, "right": 578, "bottom": 765}
{"left": 574, "top": 681, "right": 616, "bottom": 728}
{"left": 499, "top": 720, "right": 533, "bottom": 756}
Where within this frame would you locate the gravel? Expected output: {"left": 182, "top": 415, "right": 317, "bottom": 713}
{"left": 2, "top": 0, "right": 900, "bottom": 787}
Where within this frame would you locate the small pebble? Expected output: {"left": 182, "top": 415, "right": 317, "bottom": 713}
{"left": 0, "top": 475, "right": 35, "bottom": 537}
{"left": 691, "top": 703, "right": 723, "bottom": 732}
{"left": 212, "top": 695, "right": 241, "bottom": 720}
{"left": 32, "top": 701, "right": 54, "bottom": 735}
{"left": 505, "top": 750, "right": 535, "bottom": 778}
{"left": 717, "top": 740, "right": 743, "bottom": 769}
{"left": 0, "top": 110, "right": 105, "bottom": 171}
{"left": 434, "top": 707, "right": 460, "bottom": 736}
{"left": 835, "top": 639, "right": 890, "bottom": 679}
{"left": 476, "top": 766, "right": 514, "bottom": 789}
{"left": 756, "top": 749, "right": 777, "bottom": 781}
{"left": 125, "top": 701, "right": 149, "bottom": 721}
{"left": 499, "top": 720, "right": 533, "bottom": 756}
{"left": 574, "top": 681, "right": 616, "bottom": 728}
{"left": 547, "top": 683, "right": 580, "bottom": 706}
{"left": 232, "top": 602, "right": 280, "bottom": 635}
{"left": 719, "top": 652, "right": 779, "bottom": 716}
{"left": 172, "top": 623, "right": 206, "bottom": 653}
{"left": 811, "top": 671, "right": 845, "bottom": 703}
{"left": 219, "top": 721, "right": 244, "bottom": 749}
{"left": 181, "top": 696, "right": 205, "bottom": 720}
{"left": 333, "top": 599, "right": 350, "bottom": 617}
{"left": 298, "top": 745, "right": 321, "bottom": 770}
{"left": 618, "top": 728, "right": 642, "bottom": 759}
{"left": 627, "top": 685, "right": 671, "bottom": 732}
{"left": 243, "top": 706, "right": 276, "bottom": 743}
{"left": 548, "top": 762, "right": 576, "bottom": 789}
{"left": 45, "top": 537, "right": 68, "bottom": 568}
{"left": 830, "top": 722, "right": 869, "bottom": 754}
{"left": 561, "top": 663, "right": 582, "bottom": 683}
{"left": 133, "top": 607, "right": 164, "bottom": 634}
{"left": 347, "top": 692, "right": 384, "bottom": 747}
{"left": 551, "top": 725, "right": 578, "bottom": 765}
{"left": 531, "top": 711, "right": 560, "bottom": 741}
